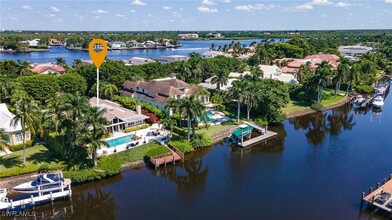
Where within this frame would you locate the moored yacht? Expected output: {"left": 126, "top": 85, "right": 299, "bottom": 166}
{"left": 372, "top": 96, "right": 384, "bottom": 109}
{"left": 13, "top": 172, "right": 67, "bottom": 194}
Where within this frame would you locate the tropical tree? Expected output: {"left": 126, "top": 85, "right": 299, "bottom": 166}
{"left": 160, "top": 115, "right": 176, "bottom": 137}
{"left": 84, "top": 106, "right": 109, "bottom": 166}
{"left": 334, "top": 58, "right": 350, "bottom": 98}
{"left": 314, "top": 61, "right": 333, "bottom": 103}
{"left": 229, "top": 79, "right": 248, "bottom": 122}
{"left": 211, "top": 68, "right": 229, "bottom": 91}
{"left": 103, "top": 84, "right": 118, "bottom": 101}
{"left": 243, "top": 82, "right": 261, "bottom": 120}
{"left": 10, "top": 90, "right": 39, "bottom": 167}
{"left": 345, "top": 63, "right": 360, "bottom": 96}
{"left": 17, "top": 60, "right": 31, "bottom": 76}
{"left": 166, "top": 95, "right": 206, "bottom": 142}
{"left": 72, "top": 59, "right": 83, "bottom": 68}
{"left": 296, "top": 61, "right": 313, "bottom": 83}
{"left": 55, "top": 57, "right": 67, "bottom": 68}
{"left": 0, "top": 128, "right": 9, "bottom": 152}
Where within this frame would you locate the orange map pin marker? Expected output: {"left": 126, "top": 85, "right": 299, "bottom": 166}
{"left": 88, "top": 39, "right": 108, "bottom": 68}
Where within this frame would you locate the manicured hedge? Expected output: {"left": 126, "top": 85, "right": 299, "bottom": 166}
{"left": 355, "top": 85, "right": 375, "bottom": 94}
{"left": 124, "top": 124, "right": 149, "bottom": 133}
{"left": 173, "top": 126, "right": 187, "bottom": 136}
{"left": 9, "top": 140, "right": 34, "bottom": 151}
{"left": 169, "top": 140, "right": 194, "bottom": 153}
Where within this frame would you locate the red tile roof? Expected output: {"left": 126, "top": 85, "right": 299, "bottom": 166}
{"left": 31, "top": 65, "right": 66, "bottom": 74}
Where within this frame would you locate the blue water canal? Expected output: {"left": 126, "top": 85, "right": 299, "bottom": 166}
{"left": 5, "top": 87, "right": 391, "bottom": 220}
{"left": 0, "top": 39, "right": 276, "bottom": 65}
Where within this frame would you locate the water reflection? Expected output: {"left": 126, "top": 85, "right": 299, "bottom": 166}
{"left": 149, "top": 147, "right": 211, "bottom": 192}
{"left": 290, "top": 104, "right": 356, "bottom": 145}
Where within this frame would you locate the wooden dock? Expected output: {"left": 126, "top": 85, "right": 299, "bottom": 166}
{"left": 150, "top": 145, "right": 182, "bottom": 169}
{"left": 0, "top": 178, "right": 72, "bottom": 211}
{"left": 361, "top": 174, "right": 392, "bottom": 213}
{"left": 237, "top": 130, "right": 278, "bottom": 148}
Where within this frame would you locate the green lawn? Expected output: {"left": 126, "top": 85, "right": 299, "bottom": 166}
{"left": 196, "top": 124, "right": 237, "bottom": 137}
{"left": 282, "top": 101, "right": 310, "bottom": 114}
{"left": 110, "top": 141, "right": 168, "bottom": 163}
{"left": 0, "top": 145, "right": 63, "bottom": 178}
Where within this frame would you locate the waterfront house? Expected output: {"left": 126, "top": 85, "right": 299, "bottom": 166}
{"left": 111, "top": 41, "right": 127, "bottom": 49}
{"left": 49, "top": 38, "right": 62, "bottom": 46}
{"left": 89, "top": 97, "right": 149, "bottom": 133}
{"left": 121, "top": 76, "right": 210, "bottom": 112}
{"left": 259, "top": 65, "right": 299, "bottom": 84}
{"left": 31, "top": 62, "right": 66, "bottom": 75}
{"left": 178, "top": 33, "right": 199, "bottom": 39}
{"left": 202, "top": 51, "right": 230, "bottom": 58}
{"left": 279, "top": 54, "right": 340, "bottom": 74}
{"left": 206, "top": 33, "right": 223, "bottom": 38}
{"left": 0, "top": 103, "right": 31, "bottom": 146}
{"left": 127, "top": 40, "right": 145, "bottom": 48}
{"left": 158, "top": 55, "right": 189, "bottom": 63}
{"left": 20, "top": 39, "right": 40, "bottom": 47}
{"left": 338, "top": 45, "right": 374, "bottom": 61}
{"left": 124, "top": 57, "right": 156, "bottom": 66}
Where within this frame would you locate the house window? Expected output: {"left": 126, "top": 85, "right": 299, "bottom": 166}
{"left": 15, "top": 132, "right": 23, "bottom": 143}
{"left": 4, "top": 135, "right": 10, "bottom": 144}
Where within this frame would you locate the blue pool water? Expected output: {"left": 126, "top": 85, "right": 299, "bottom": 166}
{"left": 107, "top": 134, "right": 135, "bottom": 147}
{"left": 197, "top": 111, "right": 215, "bottom": 122}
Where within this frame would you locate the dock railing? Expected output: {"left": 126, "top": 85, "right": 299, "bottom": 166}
{"left": 167, "top": 143, "right": 185, "bottom": 161}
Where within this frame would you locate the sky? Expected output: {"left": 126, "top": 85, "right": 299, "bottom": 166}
{"left": 1, "top": 0, "right": 392, "bottom": 31}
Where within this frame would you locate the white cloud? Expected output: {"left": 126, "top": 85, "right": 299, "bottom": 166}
{"left": 10, "top": 17, "right": 18, "bottom": 21}
{"left": 130, "top": 9, "right": 137, "bottom": 13}
{"left": 22, "top": 5, "right": 33, "bottom": 10}
{"left": 295, "top": 4, "right": 314, "bottom": 11}
{"left": 169, "top": 19, "right": 174, "bottom": 22}
{"left": 335, "top": 2, "right": 352, "bottom": 7}
{"left": 50, "top": 7, "right": 60, "bottom": 12}
{"left": 386, "top": 0, "right": 392, "bottom": 3}
{"left": 131, "top": 0, "right": 146, "bottom": 6}
{"left": 197, "top": 5, "right": 218, "bottom": 13}
{"left": 163, "top": 6, "right": 172, "bottom": 10}
{"left": 202, "top": 0, "right": 216, "bottom": 6}
{"left": 93, "top": 16, "right": 100, "bottom": 19}
{"left": 216, "top": 0, "right": 231, "bottom": 2}
{"left": 92, "top": 9, "right": 108, "bottom": 14}
{"left": 234, "top": 4, "right": 275, "bottom": 11}
{"left": 172, "top": 12, "right": 181, "bottom": 17}
{"left": 115, "top": 14, "right": 127, "bottom": 18}
{"left": 148, "top": 13, "right": 153, "bottom": 17}
{"left": 75, "top": 14, "right": 84, "bottom": 20}
{"left": 309, "top": 0, "right": 333, "bottom": 5}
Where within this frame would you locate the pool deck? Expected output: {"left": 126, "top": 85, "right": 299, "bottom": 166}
{"left": 362, "top": 174, "right": 392, "bottom": 213}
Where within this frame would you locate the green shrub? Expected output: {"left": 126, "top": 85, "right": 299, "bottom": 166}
{"left": 169, "top": 140, "right": 194, "bottom": 153}
{"left": 140, "top": 102, "right": 165, "bottom": 118}
{"left": 173, "top": 126, "right": 187, "bottom": 136}
{"left": 124, "top": 124, "right": 149, "bottom": 133}
{"left": 355, "top": 85, "right": 375, "bottom": 94}
{"left": 39, "top": 163, "right": 50, "bottom": 173}
{"left": 311, "top": 103, "right": 323, "bottom": 111}
{"left": 0, "top": 166, "right": 40, "bottom": 178}
{"left": 113, "top": 95, "right": 138, "bottom": 110}
{"left": 64, "top": 170, "right": 102, "bottom": 184}
{"left": 9, "top": 140, "right": 34, "bottom": 151}
{"left": 254, "top": 117, "right": 268, "bottom": 126}
{"left": 191, "top": 133, "right": 213, "bottom": 149}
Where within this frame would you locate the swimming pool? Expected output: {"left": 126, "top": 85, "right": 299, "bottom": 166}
{"left": 197, "top": 111, "right": 216, "bottom": 122}
{"left": 106, "top": 134, "right": 135, "bottom": 147}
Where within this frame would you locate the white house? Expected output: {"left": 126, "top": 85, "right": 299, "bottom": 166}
{"left": 158, "top": 55, "right": 189, "bottom": 63}
{"left": 259, "top": 65, "right": 298, "bottom": 84}
{"left": 202, "top": 51, "right": 228, "bottom": 58}
{"left": 338, "top": 45, "right": 374, "bottom": 61}
{"left": 0, "top": 103, "right": 31, "bottom": 146}
{"left": 111, "top": 41, "right": 127, "bottom": 49}
{"left": 20, "top": 39, "right": 40, "bottom": 47}
{"left": 124, "top": 57, "right": 156, "bottom": 66}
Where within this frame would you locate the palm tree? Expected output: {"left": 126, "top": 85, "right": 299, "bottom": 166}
{"left": 211, "top": 68, "right": 229, "bottom": 91}
{"left": 296, "top": 61, "right": 313, "bottom": 83}
{"left": 229, "top": 79, "right": 248, "bottom": 122}
{"left": 10, "top": 90, "right": 38, "bottom": 167}
{"left": 55, "top": 57, "right": 67, "bottom": 68}
{"left": 103, "top": 84, "right": 118, "bottom": 101}
{"left": 0, "top": 81, "right": 9, "bottom": 102}
{"left": 243, "top": 82, "right": 261, "bottom": 120}
{"left": 17, "top": 60, "right": 31, "bottom": 76}
{"left": 84, "top": 106, "right": 109, "bottom": 166}
{"left": 72, "top": 59, "right": 83, "bottom": 68}
{"left": 160, "top": 116, "right": 176, "bottom": 138}
{"left": 334, "top": 58, "right": 350, "bottom": 98}
{"left": 345, "top": 63, "right": 360, "bottom": 96}
{"left": 0, "top": 128, "right": 9, "bottom": 152}
{"left": 314, "top": 61, "right": 333, "bottom": 104}
{"left": 35, "top": 110, "right": 52, "bottom": 140}
{"left": 166, "top": 95, "right": 206, "bottom": 142}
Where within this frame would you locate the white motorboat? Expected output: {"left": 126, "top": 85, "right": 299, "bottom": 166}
{"left": 372, "top": 96, "right": 384, "bottom": 109}
{"left": 13, "top": 172, "right": 66, "bottom": 194}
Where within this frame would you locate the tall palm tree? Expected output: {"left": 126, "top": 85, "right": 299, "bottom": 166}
{"left": 334, "top": 58, "right": 350, "bottom": 98}
{"left": 72, "top": 59, "right": 83, "bottom": 68}
{"left": 229, "top": 79, "right": 248, "bottom": 122}
{"left": 35, "top": 110, "right": 52, "bottom": 140}
{"left": 166, "top": 95, "right": 206, "bottom": 142}
{"left": 17, "top": 60, "right": 31, "bottom": 76}
{"left": 84, "top": 106, "right": 109, "bottom": 166}
{"left": 243, "top": 82, "right": 261, "bottom": 120}
{"left": 314, "top": 61, "right": 333, "bottom": 104}
{"left": 296, "top": 61, "right": 313, "bottom": 84}
{"left": 10, "top": 90, "right": 38, "bottom": 167}
{"left": 103, "top": 84, "right": 118, "bottom": 101}
{"left": 160, "top": 116, "right": 176, "bottom": 138}
{"left": 0, "top": 128, "right": 9, "bottom": 152}
{"left": 345, "top": 63, "right": 360, "bottom": 96}
{"left": 55, "top": 57, "right": 67, "bottom": 68}
{"left": 211, "top": 68, "right": 229, "bottom": 91}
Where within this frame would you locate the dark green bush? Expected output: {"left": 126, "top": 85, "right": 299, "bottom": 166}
{"left": 169, "top": 140, "right": 194, "bottom": 153}
{"left": 191, "top": 133, "right": 213, "bottom": 149}
{"left": 9, "top": 140, "right": 34, "bottom": 151}
{"left": 355, "top": 85, "right": 375, "bottom": 94}
{"left": 311, "top": 103, "right": 323, "bottom": 111}
{"left": 173, "top": 126, "right": 187, "bottom": 136}
{"left": 39, "top": 163, "right": 50, "bottom": 173}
